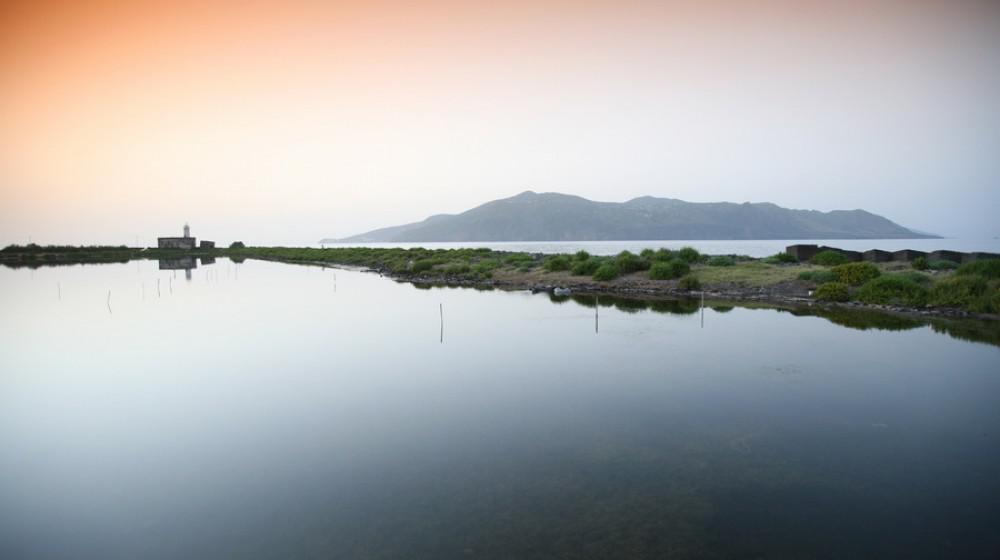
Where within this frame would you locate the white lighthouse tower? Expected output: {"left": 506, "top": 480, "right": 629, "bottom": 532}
{"left": 183, "top": 223, "right": 190, "bottom": 238}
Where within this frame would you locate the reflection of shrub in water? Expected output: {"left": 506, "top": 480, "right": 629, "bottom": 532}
{"left": 649, "top": 299, "right": 700, "bottom": 315}
{"left": 930, "top": 318, "right": 1000, "bottom": 348}
{"left": 811, "top": 308, "right": 923, "bottom": 332}
{"left": 711, "top": 306, "right": 735, "bottom": 313}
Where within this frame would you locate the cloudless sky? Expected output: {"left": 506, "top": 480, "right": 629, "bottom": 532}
{"left": 1, "top": 0, "right": 998, "bottom": 246}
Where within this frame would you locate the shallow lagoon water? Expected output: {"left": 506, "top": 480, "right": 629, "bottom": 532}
{"left": 1, "top": 259, "right": 999, "bottom": 559}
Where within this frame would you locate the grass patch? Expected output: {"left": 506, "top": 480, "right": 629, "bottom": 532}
{"left": 798, "top": 270, "right": 837, "bottom": 283}
{"left": 957, "top": 259, "right": 1000, "bottom": 279}
{"left": 764, "top": 252, "right": 799, "bottom": 264}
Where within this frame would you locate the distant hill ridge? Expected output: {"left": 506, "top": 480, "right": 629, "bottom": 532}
{"left": 326, "top": 191, "right": 936, "bottom": 242}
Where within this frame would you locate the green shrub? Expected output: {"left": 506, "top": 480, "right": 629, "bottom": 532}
{"left": 832, "top": 262, "right": 881, "bottom": 286}
{"left": 574, "top": 250, "right": 591, "bottom": 261}
{"left": 640, "top": 249, "right": 656, "bottom": 260}
{"left": 798, "top": 270, "right": 837, "bottom": 283}
{"left": 811, "top": 250, "right": 849, "bottom": 266}
{"left": 649, "top": 259, "right": 690, "bottom": 280}
{"left": 570, "top": 258, "right": 602, "bottom": 276}
{"left": 411, "top": 259, "right": 436, "bottom": 273}
{"left": 708, "top": 255, "right": 735, "bottom": 267}
{"left": 592, "top": 263, "right": 620, "bottom": 281}
{"left": 929, "top": 259, "right": 958, "bottom": 271}
{"left": 677, "top": 275, "right": 701, "bottom": 291}
{"left": 543, "top": 255, "right": 571, "bottom": 272}
{"left": 472, "top": 260, "right": 499, "bottom": 278}
{"left": 677, "top": 247, "right": 701, "bottom": 263}
{"left": 815, "top": 282, "right": 850, "bottom": 302}
{"left": 856, "top": 275, "right": 929, "bottom": 307}
{"left": 504, "top": 253, "right": 535, "bottom": 265}
{"left": 892, "top": 271, "right": 931, "bottom": 284}
{"left": 651, "top": 248, "right": 674, "bottom": 262}
{"left": 912, "top": 256, "right": 929, "bottom": 270}
{"left": 444, "top": 263, "right": 471, "bottom": 275}
{"left": 765, "top": 252, "right": 798, "bottom": 264}
{"left": 929, "top": 275, "right": 987, "bottom": 305}
{"left": 956, "top": 259, "right": 1000, "bottom": 279}
{"left": 229, "top": 241, "right": 246, "bottom": 249}
{"left": 928, "top": 276, "right": 998, "bottom": 312}
{"left": 615, "top": 251, "right": 650, "bottom": 273}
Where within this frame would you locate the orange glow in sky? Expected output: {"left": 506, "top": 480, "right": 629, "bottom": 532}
{"left": 2, "top": 0, "right": 999, "bottom": 244}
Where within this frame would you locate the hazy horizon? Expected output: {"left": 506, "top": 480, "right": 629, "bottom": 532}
{"left": 2, "top": 0, "right": 999, "bottom": 246}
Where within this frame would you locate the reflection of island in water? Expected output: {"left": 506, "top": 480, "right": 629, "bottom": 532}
{"left": 158, "top": 256, "right": 215, "bottom": 280}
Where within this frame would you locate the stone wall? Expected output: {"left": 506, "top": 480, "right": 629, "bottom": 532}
{"left": 786, "top": 245, "right": 998, "bottom": 264}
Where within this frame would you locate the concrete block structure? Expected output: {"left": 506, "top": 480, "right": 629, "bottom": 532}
{"left": 964, "top": 252, "right": 1000, "bottom": 263}
{"left": 785, "top": 244, "right": 820, "bottom": 262}
{"left": 929, "top": 250, "right": 965, "bottom": 263}
{"left": 863, "top": 249, "right": 893, "bottom": 262}
{"left": 891, "top": 250, "right": 927, "bottom": 262}
{"left": 199, "top": 240, "right": 215, "bottom": 249}
{"left": 816, "top": 246, "right": 861, "bottom": 262}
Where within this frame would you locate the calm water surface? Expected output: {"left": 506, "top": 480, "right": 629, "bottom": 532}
{"left": 1, "top": 259, "right": 999, "bottom": 559}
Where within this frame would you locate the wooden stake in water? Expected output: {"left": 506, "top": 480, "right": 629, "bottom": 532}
{"left": 439, "top": 303, "right": 444, "bottom": 344}
{"left": 700, "top": 291, "right": 705, "bottom": 329}
{"left": 595, "top": 295, "right": 599, "bottom": 334}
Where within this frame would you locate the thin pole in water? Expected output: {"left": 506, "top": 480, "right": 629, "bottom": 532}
{"left": 157, "top": 278, "right": 161, "bottom": 297}
{"left": 595, "top": 295, "right": 599, "bottom": 334}
{"left": 107, "top": 290, "right": 112, "bottom": 314}
{"left": 700, "top": 291, "right": 705, "bottom": 329}
{"left": 439, "top": 303, "right": 444, "bottom": 344}
{"left": 57, "top": 282, "right": 61, "bottom": 301}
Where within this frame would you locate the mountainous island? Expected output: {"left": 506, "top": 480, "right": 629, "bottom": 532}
{"left": 326, "top": 191, "right": 936, "bottom": 243}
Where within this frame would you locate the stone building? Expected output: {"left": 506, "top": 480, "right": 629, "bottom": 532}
{"left": 157, "top": 223, "right": 214, "bottom": 250}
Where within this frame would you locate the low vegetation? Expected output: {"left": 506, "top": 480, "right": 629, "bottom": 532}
{"left": 856, "top": 275, "right": 929, "bottom": 307}
{"left": 592, "top": 262, "right": 620, "bottom": 281}
{"left": 649, "top": 259, "right": 689, "bottom": 280}
{"left": 677, "top": 275, "right": 701, "bottom": 291}
{"left": 5, "top": 243, "right": 997, "bottom": 315}
{"left": 811, "top": 250, "right": 850, "bottom": 266}
{"left": 815, "top": 282, "right": 850, "bottom": 302}
{"left": 832, "top": 262, "right": 881, "bottom": 286}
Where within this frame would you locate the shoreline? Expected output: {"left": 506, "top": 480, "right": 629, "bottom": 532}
{"left": 3, "top": 245, "right": 997, "bottom": 323}
{"left": 268, "top": 256, "right": 997, "bottom": 323}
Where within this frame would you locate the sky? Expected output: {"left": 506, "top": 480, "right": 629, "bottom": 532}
{"left": 1, "top": 0, "right": 998, "bottom": 246}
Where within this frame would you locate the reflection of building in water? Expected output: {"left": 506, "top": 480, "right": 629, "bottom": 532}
{"left": 157, "top": 223, "right": 214, "bottom": 250}
{"left": 159, "top": 256, "right": 197, "bottom": 281}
